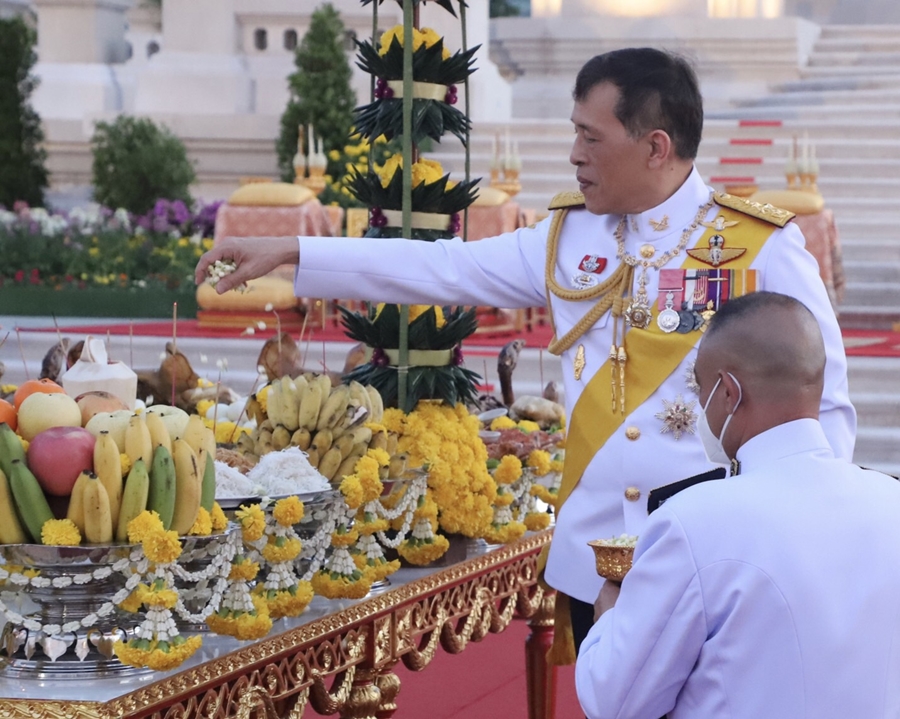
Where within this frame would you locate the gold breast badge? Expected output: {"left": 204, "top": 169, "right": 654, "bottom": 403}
{"left": 649, "top": 215, "right": 669, "bottom": 232}
{"left": 574, "top": 344, "right": 586, "bottom": 381}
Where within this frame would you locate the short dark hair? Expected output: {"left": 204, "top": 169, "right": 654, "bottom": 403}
{"left": 706, "top": 291, "right": 815, "bottom": 337}
{"left": 573, "top": 48, "right": 703, "bottom": 160}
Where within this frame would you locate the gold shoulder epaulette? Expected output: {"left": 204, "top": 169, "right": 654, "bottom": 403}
{"left": 713, "top": 191, "right": 795, "bottom": 227}
{"left": 548, "top": 191, "right": 585, "bottom": 211}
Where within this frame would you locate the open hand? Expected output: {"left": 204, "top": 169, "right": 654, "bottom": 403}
{"left": 194, "top": 236, "right": 300, "bottom": 293}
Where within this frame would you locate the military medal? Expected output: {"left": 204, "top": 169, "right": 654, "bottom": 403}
{"left": 574, "top": 343, "right": 586, "bottom": 381}
{"left": 573, "top": 254, "right": 607, "bottom": 289}
{"left": 686, "top": 234, "right": 747, "bottom": 267}
{"left": 572, "top": 272, "right": 598, "bottom": 289}
{"left": 655, "top": 394, "right": 697, "bottom": 440}
{"left": 700, "top": 215, "right": 739, "bottom": 233}
{"left": 657, "top": 291, "right": 680, "bottom": 333}
{"left": 685, "top": 361, "right": 700, "bottom": 394}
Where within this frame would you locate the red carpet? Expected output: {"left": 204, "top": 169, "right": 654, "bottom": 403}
{"left": 390, "top": 618, "right": 583, "bottom": 719}
{"left": 841, "top": 329, "right": 900, "bottom": 358}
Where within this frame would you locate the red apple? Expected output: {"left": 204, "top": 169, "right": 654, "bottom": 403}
{"left": 27, "top": 426, "right": 96, "bottom": 497}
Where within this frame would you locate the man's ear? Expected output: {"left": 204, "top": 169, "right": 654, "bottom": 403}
{"left": 646, "top": 129, "right": 673, "bottom": 168}
{"left": 720, "top": 371, "right": 741, "bottom": 414}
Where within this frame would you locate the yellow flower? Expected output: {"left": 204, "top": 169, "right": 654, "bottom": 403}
{"left": 202, "top": 238, "right": 214, "bottom": 251}
{"left": 494, "top": 455, "right": 523, "bottom": 485}
{"left": 229, "top": 556, "right": 260, "bottom": 581}
{"left": 490, "top": 416, "right": 517, "bottom": 431}
{"left": 328, "top": 149, "right": 341, "bottom": 161}
{"left": 120, "top": 453, "right": 132, "bottom": 475}
{"left": 260, "top": 582, "right": 313, "bottom": 619}
{"left": 550, "top": 459, "right": 564, "bottom": 474}
{"left": 273, "top": 495, "right": 304, "bottom": 526}
{"left": 378, "top": 25, "right": 404, "bottom": 55}
{"left": 236, "top": 504, "right": 266, "bottom": 542}
{"left": 195, "top": 399, "right": 215, "bottom": 418}
{"left": 434, "top": 306, "right": 447, "bottom": 329}
{"left": 41, "top": 518, "right": 81, "bottom": 546}
{"left": 127, "top": 510, "right": 164, "bottom": 544}
{"left": 366, "top": 447, "right": 390, "bottom": 467}
{"left": 144, "top": 587, "right": 179, "bottom": 609}
{"left": 526, "top": 449, "right": 552, "bottom": 477}
{"left": 524, "top": 512, "right": 551, "bottom": 531}
{"left": 483, "top": 521, "right": 527, "bottom": 545}
{"left": 377, "top": 153, "right": 403, "bottom": 188}
{"left": 256, "top": 384, "right": 272, "bottom": 414}
{"left": 311, "top": 569, "right": 372, "bottom": 600}
{"left": 261, "top": 536, "right": 302, "bottom": 563}
{"left": 398, "top": 535, "right": 450, "bottom": 565}
{"left": 340, "top": 476, "right": 364, "bottom": 509}
{"left": 356, "top": 516, "right": 389, "bottom": 535}
{"left": 210, "top": 502, "right": 228, "bottom": 531}
{"left": 214, "top": 421, "right": 247, "bottom": 444}
{"left": 188, "top": 506, "right": 213, "bottom": 536}
{"left": 411, "top": 157, "right": 445, "bottom": 187}
{"left": 331, "top": 527, "right": 359, "bottom": 547}
{"left": 143, "top": 529, "right": 182, "bottom": 564}
{"left": 356, "top": 555, "right": 400, "bottom": 582}
{"left": 206, "top": 596, "right": 272, "bottom": 640}
{"left": 0, "top": 384, "right": 17, "bottom": 394}
{"left": 118, "top": 584, "right": 148, "bottom": 613}
{"left": 382, "top": 408, "right": 406, "bottom": 434}
{"left": 517, "top": 420, "right": 541, "bottom": 433}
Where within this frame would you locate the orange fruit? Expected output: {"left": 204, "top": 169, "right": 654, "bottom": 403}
{"left": 13, "top": 378, "right": 66, "bottom": 411}
{"left": 0, "top": 399, "right": 16, "bottom": 432}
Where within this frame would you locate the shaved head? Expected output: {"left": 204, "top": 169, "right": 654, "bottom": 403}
{"left": 697, "top": 292, "right": 825, "bottom": 418}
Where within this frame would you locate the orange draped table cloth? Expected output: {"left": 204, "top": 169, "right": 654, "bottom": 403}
{"left": 793, "top": 209, "right": 845, "bottom": 310}
{"left": 0, "top": 530, "right": 559, "bottom": 719}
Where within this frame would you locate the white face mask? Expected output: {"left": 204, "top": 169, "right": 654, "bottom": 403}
{"left": 696, "top": 373, "right": 742, "bottom": 465}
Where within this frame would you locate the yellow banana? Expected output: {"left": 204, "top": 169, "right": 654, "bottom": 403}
{"left": 370, "top": 430, "right": 388, "bottom": 453}
{"left": 171, "top": 439, "right": 201, "bottom": 535}
{"left": 310, "top": 428, "right": 333, "bottom": 455}
{"left": 305, "top": 448, "right": 319, "bottom": 469}
{"left": 246, "top": 395, "right": 265, "bottom": 425}
{"left": 317, "top": 385, "right": 350, "bottom": 432}
{"left": 348, "top": 381, "right": 372, "bottom": 417}
{"left": 116, "top": 459, "right": 150, "bottom": 542}
{"left": 365, "top": 385, "right": 384, "bottom": 423}
{"left": 279, "top": 377, "right": 300, "bottom": 431}
{"left": 346, "top": 426, "right": 373, "bottom": 447}
{"left": 388, "top": 453, "right": 409, "bottom": 479}
{"left": 335, "top": 453, "right": 364, "bottom": 482}
{"left": 94, "top": 430, "right": 123, "bottom": 528}
{"left": 237, "top": 433, "right": 256, "bottom": 455}
{"left": 272, "top": 425, "right": 291, "bottom": 451}
{"left": 180, "top": 414, "right": 207, "bottom": 455}
{"left": 290, "top": 427, "right": 311, "bottom": 450}
{"left": 124, "top": 413, "right": 153, "bottom": 467}
{"left": 266, "top": 381, "right": 284, "bottom": 426}
{"left": 297, "top": 383, "right": 322, "bottom": 431}
{"left": 332, "top": 433, "right": 355, "bottom": 460}
{"left": 144, "top": 411, "right": 172, "bottom": 455}
{"left": 386, "top": 432, "right": 399, "bottom": 456}
{"left": 318, "top": 447, "right": 343, "bottom": 481}
{"left": 0, "top": 468, "right": 29, "bottom": 544}
{"left": 83, "top": 473, "right": 113, "bottom": 544}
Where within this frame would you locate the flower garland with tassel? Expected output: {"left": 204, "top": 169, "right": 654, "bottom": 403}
{"left": 255, "top": 496, "right": 314, "bottom": 619}
{"left": 347, "top": 448, "right": 401, "bottom": 582}
{"left": 483, "top": 455, "right": 527, "bottom": 545}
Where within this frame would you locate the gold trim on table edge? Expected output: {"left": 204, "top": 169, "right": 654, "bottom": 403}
{"left": 7, "top": 529, "right": 552, "bottom": 719}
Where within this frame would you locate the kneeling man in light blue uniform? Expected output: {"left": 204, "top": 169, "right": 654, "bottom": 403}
{"left": 576, "top": 290, "right": 900, "bottom": 719}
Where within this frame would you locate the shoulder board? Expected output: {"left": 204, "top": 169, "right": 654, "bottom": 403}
{"left": 713, "top": 191, "right": 795, "bottom": 227}
{"left": 548, "top": 191, "right": 585, "bottom": 210}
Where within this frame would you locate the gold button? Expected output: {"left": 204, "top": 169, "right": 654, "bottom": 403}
{"left": 625, "top": 426, "right": 641, "bottom": 441}
{"left": 625, "top": 487, "right": 641, "bottom": 502}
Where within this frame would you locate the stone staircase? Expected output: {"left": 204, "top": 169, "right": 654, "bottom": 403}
{"left": 429, "top": 23, "right": 900, "bottom": 475}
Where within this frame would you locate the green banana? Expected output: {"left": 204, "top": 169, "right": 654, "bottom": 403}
{"left": 200, "top": 451, "right": 216, "bottom": 512}
{"left": 148, "top": 445, "right": 176, "bottom": 530}
{"left": 0, "top": 423, "right": 26, "bottom": 480}
{"left": 0, "top": 468, "right": 29, "bottom": 544}
{"left": 116, "top": 459, "right": 150, "bottom": 542}
{"left": 8, "top": 459, "right": 54, "bottom": 543}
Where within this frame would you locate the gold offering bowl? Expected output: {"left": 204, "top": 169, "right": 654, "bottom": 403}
{"left": 587, "top": 540, "right": 634, "bottom": 582}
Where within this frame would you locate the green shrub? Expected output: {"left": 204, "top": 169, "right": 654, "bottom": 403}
{"left": 91, "top": 116, "right": 195, "bottom": 215}
{"left": 0, "top": 16, "right": 49, "bottom": 208}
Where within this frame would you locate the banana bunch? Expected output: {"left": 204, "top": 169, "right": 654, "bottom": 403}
{"left": 238, "top": 375, "right": 392, "bottom": 482}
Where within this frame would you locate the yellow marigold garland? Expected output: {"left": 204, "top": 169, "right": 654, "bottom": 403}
{"left": 206, "top": 595, "right": 272, "bottom": 641}
{"left": 115, "top": 635, "right": 203, "bottom": 672}
{"left": 236, "top": 504, "right": 266, "bottom": 542}
{"left": 311, "top": 569, "right": 372, "bottom": 600}
{"left": 524, "top": 512, "right": 551, "bottom": 531}
{"left": 127, "top": 511, "right": 164, "bottom": 544}
{"left": 398, "top": 535, "right": 450, "bottom": 566}
{"left": 527, "top": 450, "right": 552, "bottom": 477}
{"left": 256, "top": 582, "right": 314, "bottom": 620}
{"left": 494, "top": 455, "right": 523, "bottom": 485}
{"left": 272, "top": 495, "right": 304, "bottom": 526}
{"left": 331, "top": 527, "right": 360, "bottom": 548}
{"left": 210, "top": 502, "right": 228, "bottom": 531}
{"left": 261, "top": 536, "right": 302, "bottom": 564}
{"left": 188, "top": 506, "right": 213, "bottom": 536}
{"left": 41, "top": 518, "right": 81, "bottom": 546}
{"left": 228, "top": 557, "right": 260, "bottom": 582}
{"left": 483, "top": 521, "right": 527, "bottom": 545}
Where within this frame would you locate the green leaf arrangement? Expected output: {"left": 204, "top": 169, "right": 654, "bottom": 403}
{"left": 340, "top": 304, "right": 482, "bottom": 412}
{"left": 354, "top": 97, "right": 470, "bottom": 146}
{"left": 356, "top": 37, "right": 478, "bottom": 85}
{"left": 359, "top": 0, "right": 467, "bottom": 19}
{"left": 347, "top": 166, "right": 479, "bottom": 215}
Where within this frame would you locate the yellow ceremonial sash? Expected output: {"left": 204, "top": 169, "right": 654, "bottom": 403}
{"left": 543, "top": 206, "right": 779, "bottom": 665}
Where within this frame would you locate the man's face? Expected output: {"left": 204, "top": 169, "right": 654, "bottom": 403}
{"left": 569, "top": 82, "right": 653, "bottom": 216}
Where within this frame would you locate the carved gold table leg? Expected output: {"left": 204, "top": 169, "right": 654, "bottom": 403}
{"left": 526, "top": 591, "right": 557, "bottom": 719}
{"left": 374, "top": 670, "right": 401, "bottom": 718}
{"left": 340, "top": 668, "right": 382, "bottom": 719}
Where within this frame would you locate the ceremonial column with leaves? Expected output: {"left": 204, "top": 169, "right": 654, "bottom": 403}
{"left": 343, "top": 0, "right": 481, "bottom": 413}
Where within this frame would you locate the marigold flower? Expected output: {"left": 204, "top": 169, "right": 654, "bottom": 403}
{"left": 210, "top": 502, "right": 228, "bottom": 531}
{"left": 236, "top": 504, "right": 266, "bottom": 542}
{"left": 143, "top": 529, "right": 182, "bottom": 564}
{"left": 483, "top": 521, "right": 527, "bottom": 545}
{"left": 490, "top": 416, "right": 517, "bottom": 431}
{"left": 40, "top": 518, "right": 81, "bottom": 546}
{"left": 366, "top": 447, "right": 390, "bottom": 467}
{"left": 144, "top": 587, "right": 178, "bottom": 609}
{"left": 127, "top": 510, "right": 164, "bottom": 544}
{"left": 340, "top": 476, "right": 364, "bottom": 509}
{"left": 188, "top": 506, "right": 213, "bottom": 536}
{"left": 311, "top": 569, "right": 372, "bottom": 599}
{"left": 524, "top": 512, "right": 552, "bottom": 531}
{"left": 261, "top": 537, "right": 302, "bottom": 563}
{"left": 330, "top": 527, "right": 360, "bottom": 547}
{"left": 272, "top": 495, "right": 304, "bottom": 526}
{"left": 398, "top": 535, "right": 450, "bottom": 566}
{"left": 118, "top": 584, "right": 149, "bottom": 613}
{"left": 261, "top": 582, "right": 313, "bottom": 619}
{"left": 195, "top": 399, "right": 215, "bottom": 418}
{"left": 517, "top": 420, "right": 541, "bottom": 433}
{"left": 526, "top": 449, "right": 552, "bottom": 477}
{"left": 494, "top": 455, "right": 523, "bottom": 485}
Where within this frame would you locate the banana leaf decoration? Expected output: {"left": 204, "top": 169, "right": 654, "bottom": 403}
{"left": 340, "top": 304, "right": 481, "bottom": 412}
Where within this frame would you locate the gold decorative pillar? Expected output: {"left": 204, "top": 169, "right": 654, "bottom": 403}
{"left": 341, "top": 668, "right": 382, "bottom": 719}
{"left": 375, "top": 670, "right": 402, "bottom": 718}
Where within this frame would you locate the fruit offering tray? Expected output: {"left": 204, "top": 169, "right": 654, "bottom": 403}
{"left": 0, "top": 530, "right": 235, "bottom": 678}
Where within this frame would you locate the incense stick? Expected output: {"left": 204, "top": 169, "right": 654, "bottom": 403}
{"left": 539, "top": 346, "right": 544, "bottom": 391}
{"left": 129, "top": 322, "right": 134, "bottom": 368}
{"left": 52, "top": 314, "right": 64, "bottom": 348}
{"left": 302, "top": 330, "right": 313, "bottom": 369}
{"left": 171, "top": 302, "right": 178, "bottom": 408}
{"left": 15, "top": 328, "right": 29, "bottom": 380}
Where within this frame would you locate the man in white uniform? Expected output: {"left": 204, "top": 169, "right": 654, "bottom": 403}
{"left": 197, "top": 48, "right": 855, "bottom": 660}
{"left": 576, "top": 291, "right": 900, "bottom": 719}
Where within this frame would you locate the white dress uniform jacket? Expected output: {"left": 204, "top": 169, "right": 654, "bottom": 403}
{"left": 294, "top": 168, "right": 856, "bottom": 604}
{"left": 576, "top": 419, "right": 900, "bottom": 719}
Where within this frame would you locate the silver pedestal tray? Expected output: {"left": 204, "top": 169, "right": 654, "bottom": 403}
{"left": 0, "top": 542, "right": 145, "bottom": 679}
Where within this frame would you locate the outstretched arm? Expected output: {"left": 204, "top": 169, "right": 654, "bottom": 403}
{"left": 194, "top": 236, "right": 299, "bottom": 293}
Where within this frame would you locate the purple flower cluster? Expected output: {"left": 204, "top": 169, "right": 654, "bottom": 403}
{"left": 133, "top": 199, "right": 222, "bottom": 236}
{"left": 444, "top": 84, "right": 459, "bottom": 105}
{"left": 449, "top": 212, "right": 461, "bottom": 235}
{"left": 369, "top": 207, "right": 389, "bottom": 228}
{"left": 374, "top": 78, "right": 395, "bottom": 100}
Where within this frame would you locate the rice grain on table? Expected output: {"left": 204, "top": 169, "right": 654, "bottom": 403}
{"left": 246, "top": 447, "right": 331, "bottom": 496}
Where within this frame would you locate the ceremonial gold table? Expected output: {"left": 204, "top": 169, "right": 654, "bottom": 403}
{"left": 0, "top": 530, "right": 556, "bottom": 719}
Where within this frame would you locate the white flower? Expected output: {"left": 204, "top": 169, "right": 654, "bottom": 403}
{"left": 62, "top": 621, "right": 81, "bottom": 633}
{"left": 216, "top": 358, "right": 229, "bottom": 370}
{"left": 241, "top": 327, "right": 256, "bottom": 336}
{"left": 43, "top": 624, "right": 62, "bottom": 636}
{"left": 199, "top": 353, "right": 208, "bottom": 363}
{"left": 256, "top": 321, "right": 267, "bottom": 330}
{"left": 23, "top": 619, "right": 41, "bottom": 632}
{"left": 264, "top": 303, "right": 274, "bottom": 312}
